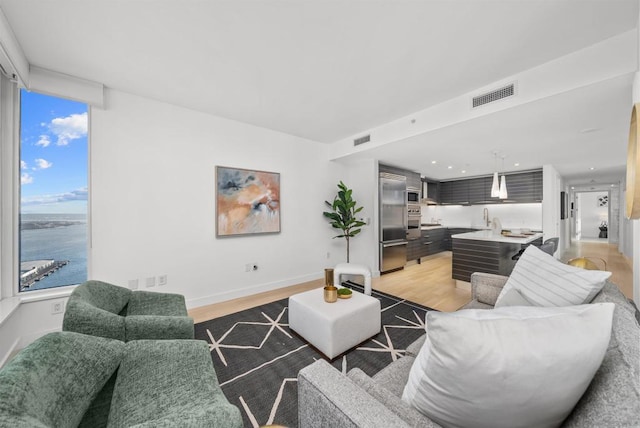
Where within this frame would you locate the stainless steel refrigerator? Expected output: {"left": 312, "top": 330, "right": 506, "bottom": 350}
{"left": 379, "top": 173, "right": 407, "bottom": 273}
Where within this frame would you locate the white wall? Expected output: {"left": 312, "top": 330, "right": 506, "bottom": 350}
{"left": 542, "top": 164, "right": 565, "bottom": 253}
{"left": 421, "top": 203, "right": 542, "bottom": 230}
{"left": 90, "top": 89, "right": 340, "bottom": 308}
{"left": 333, "top": 158, "right": 379, "bottom": 272}
{"left": 576, "top": 192, "right": 608, "bottom": 239}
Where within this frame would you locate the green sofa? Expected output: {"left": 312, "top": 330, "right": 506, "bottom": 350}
{"left": 63, "top": 280, "right": 194, "bottom": 341}
{"left": 0, "top": 331, "right": 243, "bottom": 428}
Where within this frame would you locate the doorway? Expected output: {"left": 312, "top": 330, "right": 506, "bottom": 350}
{"left": 573, "top": 191, "right": 609, "bottom": 242}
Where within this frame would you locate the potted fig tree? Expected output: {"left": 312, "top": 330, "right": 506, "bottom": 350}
{"left": 323, "top": 181, "right": 367, "bottom": 263}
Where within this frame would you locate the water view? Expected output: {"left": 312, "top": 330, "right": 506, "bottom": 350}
{"left": 20, "top": 213, "right": 87, "bottom": 291}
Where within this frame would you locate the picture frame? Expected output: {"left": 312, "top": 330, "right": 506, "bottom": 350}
{"left": 216, "top": 166, "right": 281, "bottom": 237}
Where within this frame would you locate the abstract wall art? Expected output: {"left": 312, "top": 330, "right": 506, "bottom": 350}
{"left": 598, "top": 194, "right": 608, "bottom": 207}
{"left": 216, "top": 166, "right": 281, "bottom": 237}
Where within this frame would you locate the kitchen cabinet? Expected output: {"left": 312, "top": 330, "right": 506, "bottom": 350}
{"left": 406, "top": 172, "right": 421, "bottom": 191}
{"left": 422, "top": 179, "right": 439, "bottom": 203}
{"left": 451, "top": 230, "right": 543, "bottom": 282}
{"left": 439, "top": 180, "right": 470, "bottom": 205}
{"left": 502, "top": 170, "right": 543, "bottom": 203}
{"left": 422, "top": 227, "right": 447, "bottom": 255}
{"left": 406, "top": 238, "right": 422, "bottom": 262}
{"left": 437, "top": 170, "right": 542, "bottom": 205}
{"left": 445, "top": 228, "right": 477, "bottom": 250}
{"left": 379, "top": 163, "right": 421, "bottom": 190}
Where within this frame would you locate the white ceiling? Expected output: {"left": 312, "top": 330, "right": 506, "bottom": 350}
{"left": 0, "top": 0, "right": 638, "bottom": 184}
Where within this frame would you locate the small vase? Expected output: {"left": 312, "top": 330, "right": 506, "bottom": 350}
{"left": 324, "top": 286, "right": 338, "bottom": 303}
{"left": 324, "top": 268, "right": 334, "bottom": 287}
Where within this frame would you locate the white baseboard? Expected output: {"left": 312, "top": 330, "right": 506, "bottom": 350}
{"left": 186, "top": 272, "right": 322, "bottom": 309}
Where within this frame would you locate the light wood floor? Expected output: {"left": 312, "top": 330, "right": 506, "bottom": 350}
{"left": 189, "top": 240, "right": 634, "bottom": 323}
{"left": 560, "top": 240, "right": 633, "bottom": 299}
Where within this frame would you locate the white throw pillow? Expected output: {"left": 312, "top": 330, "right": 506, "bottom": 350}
{"left": 495, "top": 244, "right": 611, "bottom": 307}
{"left": 402, "top": 303, "right": 614, "bottom": 428}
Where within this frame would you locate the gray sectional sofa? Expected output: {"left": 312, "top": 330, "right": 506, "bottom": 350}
{"left": 298, "top": 273, "right": 640, "bottom": 427}
{"left": 0, "top": 331, "right": 243, "bottom": 428}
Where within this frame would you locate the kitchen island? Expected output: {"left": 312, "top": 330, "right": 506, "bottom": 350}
{"left": 451, "top": 230, "right": 543, "bottom": 283}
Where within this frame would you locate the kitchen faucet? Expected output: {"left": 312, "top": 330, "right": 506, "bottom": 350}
{"left": 483, "top": 208, "right": 490, "bottom": 227}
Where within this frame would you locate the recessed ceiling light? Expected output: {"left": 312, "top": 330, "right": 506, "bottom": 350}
{"left": 571, "top": 186, "right": 575, "bottom": 189}
{"left": 447, "top": 166, "right": 452, "bottom": 169}
{"left": 461, "top": 170, "right": 466, "bottom": 173}
{"left": 431, "top": 160, "right": 437, "bottom": 164}
{"left": 589, "top": 167, "right": 595, "bottom": 171}
{"left": 514, "top": 163, "right": 520, "bottom": 167}
{"left": 611, "top": 184, "right": 615, "bottom": 187}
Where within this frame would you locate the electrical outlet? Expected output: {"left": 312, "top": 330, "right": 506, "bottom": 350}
{"left": 128, "top": 279, "right": 139, "bottom": 290}
{"left": 146, "top": 277, "right": 156, "bottom": 287}
{"left": 158, "top": 275, "right": 167, "bottom": 286}
{"left": 51, "top": 301, "right": 64, "bottom": 314}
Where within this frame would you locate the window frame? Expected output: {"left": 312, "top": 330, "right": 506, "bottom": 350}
{"left": 1, "top": 84, "right": 92, "bottom": 299}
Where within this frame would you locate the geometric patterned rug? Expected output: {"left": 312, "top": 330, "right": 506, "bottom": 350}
{"left": 194, "top": 283, "right": 433, "bottom": 428}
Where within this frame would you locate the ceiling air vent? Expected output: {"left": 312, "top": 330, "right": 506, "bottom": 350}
{"left": 472, "top": 83, "right": 515, "bottom": 108}
{"left": 354, "top": 134, "right": 371, "bottom": 146}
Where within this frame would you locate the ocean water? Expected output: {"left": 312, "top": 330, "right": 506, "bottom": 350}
{"left": 20, "top": 213, "right": 87, "bottom": 291}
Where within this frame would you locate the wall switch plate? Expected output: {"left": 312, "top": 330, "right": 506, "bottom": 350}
{"left": 51, "top": 301, "right": 64, "bottom": 314}
{"left": 128, "top": 279, "right": 139, "bottom": 290}
{"left": 146, "top": 277, "right": 156, "bottom": 287}
{"left": 158, "top": 275, "right": 167, "bottom": 286}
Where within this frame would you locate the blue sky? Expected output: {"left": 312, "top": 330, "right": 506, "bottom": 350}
{"left": 20, "top": 90, "right": 88, "bottom": 214}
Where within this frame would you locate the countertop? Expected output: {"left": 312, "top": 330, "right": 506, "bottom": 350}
{"left": 451, "top": 229, "right": 544, "bottom": 244}
{"left": 421, "top": 225, "right": 492, "bottom": 231}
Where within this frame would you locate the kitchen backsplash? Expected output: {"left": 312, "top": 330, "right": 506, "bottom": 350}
{"left": 421, "top": 203, "right": 542, "bottom": 230}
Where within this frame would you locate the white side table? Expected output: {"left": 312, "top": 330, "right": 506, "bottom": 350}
{"left": 333, "top": 263, "right": 372, "bottom": 295}
{"left": 288, "top": 288, "right": 381, "bottom": 359}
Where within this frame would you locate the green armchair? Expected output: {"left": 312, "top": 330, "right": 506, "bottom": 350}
{"left": 0, "top": 332, "right": 243, "bottom": 428}
{"left": 63, "top": 280, "right": 194, "bottom": 341}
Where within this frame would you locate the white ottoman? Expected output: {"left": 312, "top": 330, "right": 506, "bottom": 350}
{"left": 333, "top": 263, "right": 372, "bottom": 295}
{"left": 288, "top": 288, "right": 381, "bottom": 359}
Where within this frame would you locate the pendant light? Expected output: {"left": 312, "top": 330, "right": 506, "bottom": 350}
{"left": 499, "top": 155, "right": 508, "bottom": 199}
{"left": 491, "top": 152, "right": 500, "bottom": 197}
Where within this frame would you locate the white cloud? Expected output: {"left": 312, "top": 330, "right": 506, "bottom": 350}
{"left": 34, "top": 158, "right": 53, "bottom": 170}
{"left": 21, "top": 160, "right": 27, "bottom": 170}
{"left": 21, "top": 187, "right": 88, "bottom": 205}
{"left": 36, "top": 135, "right": 51, "bottom": 147}
{"left": 50, "top": 112, "right": 88, "bottom": 146}
{"left": 21, "top": 173, "right": 33, "bottom": 184}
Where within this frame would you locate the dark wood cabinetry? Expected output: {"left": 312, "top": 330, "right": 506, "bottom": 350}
{"left": 422, "top": 179, "right": 439, "bottom": 203}
{"left": 438, "top": 170, "right": 542, "bottom": 205}
{"left": 422, "top": 227, "right": 447, "bottom": 256}
{"left": 406, "top": 238, "right": 422, "bottom": 262}
{"left": 452, "top": 236, "right": 543, "bottom": 282}
{"left": 379, "top": 164, "right": 420, "bottom": 190}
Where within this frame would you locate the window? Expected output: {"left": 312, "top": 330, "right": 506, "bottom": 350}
{"left": 19, "top": 90, "right": 88, "bottom": 292}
